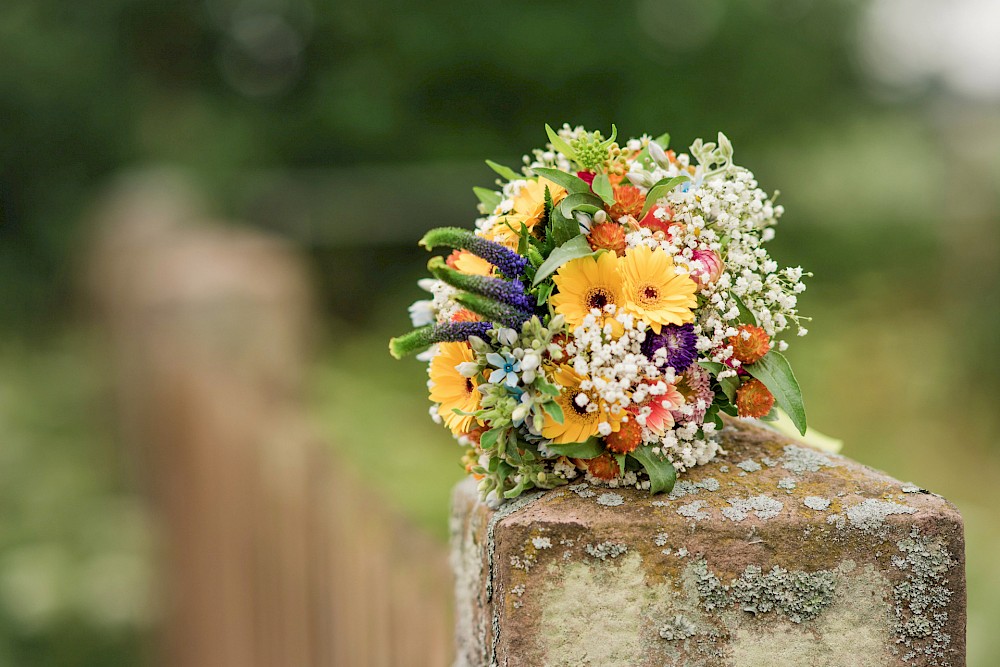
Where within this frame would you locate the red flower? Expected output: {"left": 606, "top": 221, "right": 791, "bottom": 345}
{"left": 588, "top": 222, "right": 627, "bottom": 256}
{"left": 576, "top": 171, "right": 596, "bottom": 186}
{"left": 605, "top": 418, "right": 643, "bottom": 454}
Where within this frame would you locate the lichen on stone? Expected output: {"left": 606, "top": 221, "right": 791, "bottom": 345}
{"left": 654, "top": 532, "right": 669, "bottom": 547}
{"left": 729, "top": 564, "right": 837, "bottom": 623}
{"left": 778, "top": 477, "right": 797, "bottom": 492}
{"left": 597, "top": 492, "right": 625, "bottom": 507}
{"left": 737, "top": 459, "right": 762, "bottom": 473}
{"left": 804, "top": 496, "right": 831, "bottom": 511}
{"left": 567, "top": 483, "right": 596, "bottom": 498}
{"left": 722, "top": 495, "right": 783, "bottom": 522}
{"left": 780, "top": 444, "right": 837, "bottom": 474}
{"left": 585, "top": 541, "right": 628, "bottom": 560}
{"left": 677, "top": 500, "right": 711, "bottom": 521}
{"left": 659, "top": 614, "right": 699, "bottom": 641}
{"left": 532, "top": 536, "right": 552, "bottom": 550}
{"left": 892, "top": 528, "right": 955, "bottom": 665}
{"left": 844, "top": 499, "right": 916, "bottom": 533}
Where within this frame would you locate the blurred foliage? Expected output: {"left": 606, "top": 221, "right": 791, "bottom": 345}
{"left": 1, "top": 0, "right": 999, "bottom": 664}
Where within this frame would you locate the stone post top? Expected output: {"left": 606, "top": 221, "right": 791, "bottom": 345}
{"left": 455, "top": 419, "right": 961, "bottom": 540}
{"left": 450, "top": 419, "right": 966, "bottom": 667}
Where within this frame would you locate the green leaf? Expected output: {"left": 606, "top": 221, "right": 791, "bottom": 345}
{"left": 532, "top": 235, "right": 595, "bottom": 286}
{"left": 698, "top": 361, "right": 725, "bottom": 376}
{"left": 630, "top": 446, "right": 677, "bottom": 494}
{"left": 614, "top": 453, "right": 627, "bottom": 477}
{"left": 718, "top": 373, "right": 740, "bottom": 403}
{"left": 531, "top": 167, "right": 592, "bottom": 194}
{"left": 485, "top": 159, "right": 521, "bottom": 181}
{"left": 473, "top": 187, "right": 501, "bottom": 210}
{"left": 558, "top": 192, "right": 604, "bottom": 218}
{"left": 732, "top": 293, "right": 758, "bottom": 326}
{"left": 549, "top": 209, "right": 583, "bottom": 247}
{"left": 546, "top": 437, "right": 603, "bottom": 459}
{"left": 542, "top": 400, "right": 564, "bottom": 424}
{"left": 480, "top": 427, "right": 502, "bottom": 451}
{"left": 743, "top": 350, "right": 807, "bottom": 435}
{"left": 653, "top": 132, "right": 670, "bottom": 148}
{"left": 591, "top": 173, "right": 615, "bottom": 206}
{"left": 535, "top": 282, "right": 554, "bottom": 307}
{"left": 639, "top": 175, "right": 690, "bottom": 219}
{"left": 545, "top": 124, "right": 578, "bottom": 160}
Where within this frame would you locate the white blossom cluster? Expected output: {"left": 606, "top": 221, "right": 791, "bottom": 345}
{"left": 623, "top": 156, "right": 809, "bottom": 378}
{"left": 561, "top": 306, "right": 722, "bottom": 472}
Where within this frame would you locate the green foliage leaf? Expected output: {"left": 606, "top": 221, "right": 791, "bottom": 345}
{"left": 546, "top": 437, "right": 603, "bottom": 459}
{"left": 473, "top": 187, "right": 501, "bottom": 210}
{"left": 480, "top": 427, "right": 502, "bottom": 451}
{"left": 639, "top": 174, "right": 690, "bottom": 219}
{"left": 558, "top": 192, "right": 604, "bottom": 218}
{"left": 718, "top": 374, "right": 740, "bottom": 403}
{"left": 485, "top": 159, "right": 521, "bottom": 181}
{"left": 698, "top": 361, "right": 725, "bottom": 376}
{"left": 591, "top": 173, "right": 615, "bottom": 206}
{"left": 743, "top": 350, "right": 807, "bottom": 435}
{"left": 532, "top": 235, "right": 595, "bottom": 286}
{"left": 732, "top": 293, "right": 758, "bottom": 326}
{"left": 630, "top": 446, "right": 677, "bottom": 494}
{"left": 653, "top": 132, "right": 670, "bottom": 148}
{"left": 531, "top": 167, "right": 592, "bottom": 194}
{"left": 545, "top": 124, "right": 578, "bottom": 160}
{"left": 535, "top": 282, "right": 554, "bottom": 307}
{"left": 549, "top": 209, "right": 583, "bottom": 247}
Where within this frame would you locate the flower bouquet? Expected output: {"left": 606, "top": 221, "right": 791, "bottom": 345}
{"left": 390, "top": 124, "right": 810, "bottom": 505}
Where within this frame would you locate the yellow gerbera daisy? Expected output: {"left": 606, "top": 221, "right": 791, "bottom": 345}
{"left": 619, "top": 245, "right": 698, "bottom": 333}
{"left": 485, "top": 177, "right": 568, "bottom": 249}
{"left": 429, "top": 342, "right": 482, "bottom": 435}
{"left": 513, "top": 177, "right": 567, "bottom": 224}
{"left": 541, "top": 366, "right": 602, "bottom": 444}
{"left": 550, "top": 252, "right": 625, "bottom": 330}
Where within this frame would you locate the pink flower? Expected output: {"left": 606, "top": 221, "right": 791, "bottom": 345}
{"left": 638, "top": 382, "right": 684, "bottom": 435}
{"left": 689, "top": 249, "right": 724, "bottom": 287}
{"left": 576, "top": 171, "right": 596, "bottom": 186}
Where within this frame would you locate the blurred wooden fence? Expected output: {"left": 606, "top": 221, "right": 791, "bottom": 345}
{"left": 89, "top": 173, "right": 453, "bottom": 667}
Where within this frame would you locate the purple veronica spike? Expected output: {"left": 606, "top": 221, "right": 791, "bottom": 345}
{"left": 464, "top": 235, "right": 528, "bottom": 278}
{"left": 640, "top": 323, "right": 698, "bottom": 372}
{"left": 432, "top": 321, "right": 493, "bottom": 342}
{"left": 467, "top": 276, "right": 533, "bottom": 313}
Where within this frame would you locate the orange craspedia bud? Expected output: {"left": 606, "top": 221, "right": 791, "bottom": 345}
{"left": 728, "top": 324, "right": 771, "bottom": 364}
{"left": 605, "top": 417, "right": 642, "bottom": 454}
{"left": 451, "top": 309, "right": 482, "bottom": 323}
{"left": 445, "top": 250, "right": 463, "bottom": 269}
{"left": 588, "top": 222, "right": 627, "bottom": 255}
{"left": 607, "top": 185, "right": 645, "bottom": 221}
{"left": 580, "top": 453, "right": 620, "bottom": 481}
{"left": 735, "top": 378, "right": 775, "bottom": 418}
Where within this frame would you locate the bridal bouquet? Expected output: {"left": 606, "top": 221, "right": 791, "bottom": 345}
{"left": 390, "top": 124, "right": 810, "bottom": 503}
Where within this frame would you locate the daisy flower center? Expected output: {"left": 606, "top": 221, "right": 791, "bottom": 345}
{"left": 638, "top": 284, "right": 660, "bottom": 305}
{"left": 570, "top": 392, "right": 590, "bottom": 416}
{"left": 586, "top": 287, "right": 613, "bottom": 310}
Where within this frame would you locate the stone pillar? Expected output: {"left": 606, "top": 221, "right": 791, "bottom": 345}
{"left": 450, "top": 420, "right": 965, "bottom": 667}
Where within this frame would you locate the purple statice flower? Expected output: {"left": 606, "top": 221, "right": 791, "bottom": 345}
{"left": 640, "top": 323, "right": 697, "bottom": 372}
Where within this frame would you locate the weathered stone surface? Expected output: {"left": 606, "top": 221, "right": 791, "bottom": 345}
{"left": 450, "top": 420, "right": 965, "bottom": 667}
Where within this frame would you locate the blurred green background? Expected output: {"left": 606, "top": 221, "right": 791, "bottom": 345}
{"left": 2, "top": 0, "right": 999, "bottom": 664}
